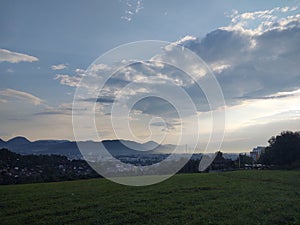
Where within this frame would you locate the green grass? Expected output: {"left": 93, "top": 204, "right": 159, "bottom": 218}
{"left": 0, "top": 170, "right": 300, "bottom": 225}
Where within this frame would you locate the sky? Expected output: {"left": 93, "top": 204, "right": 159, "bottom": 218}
{"left": 0, "top": 0, "right": 300, "bottom": 152}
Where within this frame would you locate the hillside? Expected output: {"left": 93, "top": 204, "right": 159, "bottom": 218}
{"left": 0, "top": 137, "right": 177, "bottom": 158}
{"left": 0, "top": 170, "right": 299, "bottom": 225}
{"left": 0, "top": 149, "right": 100, "bottom": 184}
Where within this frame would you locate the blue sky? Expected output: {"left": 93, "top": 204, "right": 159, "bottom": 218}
{"left": 1, "top": 0, "right": 300, "bottom": 152}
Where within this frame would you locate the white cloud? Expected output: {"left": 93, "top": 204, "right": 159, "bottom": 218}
{"left": 121, "top": 16, "right": 132, "bottom": 22}
{"left": 51, "top": 63, "right": 68, "bottom": 70}
{"left": 89, "top": 63, "right": 111, "bottom": 72}
{"left": 223, "top": 6, "right": 300, "bottom": 35}
{"left": 268, "top": 89, "right": 300, "bottom": 98}
{"left": 210, "top": 63, "right": 231, "bottom": 74}
{"left": 75, "top": 68, "right": 86, "bottom": 75}
{"left": 54, "top": 69, "right": 101, "bottom": 91}
{"left": 54, "top": 74, "right": 82, "bottom": 87}
{"left": 0, "top": 49, "right": 38, "bottom": 63}
{"left": 121, "top": 0, "right": 144, "bottom": 22}
{"left": 174, "top": 35, "right": 197, "bottom": 46}
{"left": 0, "top": 89, "right": 43, "bottom": 105}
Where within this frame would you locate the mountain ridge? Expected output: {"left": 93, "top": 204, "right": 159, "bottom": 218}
{"left": 6, "top": 136, "right": 31, "bottom": 145}
{"left": 0, "top": 137, "right": 174, "bottom": 158}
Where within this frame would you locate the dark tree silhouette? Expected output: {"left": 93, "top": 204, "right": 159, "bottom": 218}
{"left": 0, "top": 148, "right": 100, "bottom": 184}
{"left": 259, "top": 131, "right": 300, "bottom": 168}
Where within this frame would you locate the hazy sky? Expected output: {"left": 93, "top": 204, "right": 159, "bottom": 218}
{"left": 1, "top": 0, "right": 300, "bottom": 152}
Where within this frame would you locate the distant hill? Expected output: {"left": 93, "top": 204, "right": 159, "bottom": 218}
{"left": 0, "top": 137, "right": 177, "bottom": 158}
{"left": 0, "top": 138, "right": 6, "bottom": 146}
{"left": 6, "top": 136, "right": 31, "bottom": 145}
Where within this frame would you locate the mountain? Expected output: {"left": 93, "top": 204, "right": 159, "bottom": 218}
{"left": 0, "top": 138, "right": 6, "bottom": 146}
{"left": 7, "top": 136, "right": 31, "bottom": 145}
{"left": 143, "top": 141, "right": 159, "bottom": 150}
{"left": 0, "top": 137, "right": 178, "bottom": 158}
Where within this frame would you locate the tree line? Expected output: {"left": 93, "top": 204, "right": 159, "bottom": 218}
{"left": 259, "top": 131, "right": 300, "bottom": 169}
{"left": 0, "top": 148, "right": 100, "bottom": 185}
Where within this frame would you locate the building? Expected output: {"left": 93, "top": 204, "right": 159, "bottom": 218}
{"left": 250, "top": 146, "right": 266, "bottom": 161}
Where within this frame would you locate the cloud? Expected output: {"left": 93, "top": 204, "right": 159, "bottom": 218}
{"left": 95, "top": 97, "right": 115, "bottom": 104}
{"left": 208, "top": 86, "right": 300, "bottom": 151}
{"left": 210, "top": 63, "right": 231, "bottom": 74}
{"left": 132, "top": 96, "right": 179, "bottom": 118}
{"left": 57, "top": 6, "right": 300, "bottom": 114}
{"left": 0, "top": 89, "right": 43, "bottom": 105}
{"left": 238, "top": 89, "right": 300, "bottom": 100}
{"left": 74, "top": 68, "right": 86, "bottom": 75}
{"left": 221, "top": 116, "right": 300, "bottom": 151}
{"left": 34, "top": 103, "right": 73, "bottom": 116}
{"left": 224, "top": 6, "right": 299, "bottom": 35}
{"left": 121, "top": 0, "right": 144, "bottom": 22}
{"left": 83, "top": 96, "right": 115, "bottom": 104}
{"left": 54, "top": 74, "right": 82, "bottom": 87}
{"left": 0, "top": 49, "right": 38, "bottom": 63}
{"left": 150, "top": 119, "right": 181, "bottom": 132}
{"left": 54, "top": 5, "right": 300, "bottom": 148}
{"left": 88, "top": 63, "right": 110, "bottom": 72}
{"left": 51, "top": 63, "right": 68, "bottom": 70}
{"left": 54, "top": 72, "right": 103, "bottom": 92}
{"left": 177, "top": 7, "right": 300, "bottom": 106}
{"left": 54, "top": 67, "right": 102, "bottom": 89}
{"left": 174, "top": 35, "right": 197, "bottom": 46}
{"left": 223, "top": 88, "right": 300, "bottom": 133}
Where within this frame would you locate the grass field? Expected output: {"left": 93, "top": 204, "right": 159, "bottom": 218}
{"left": 0, "top": 170, "right": 300, "bottom": 225}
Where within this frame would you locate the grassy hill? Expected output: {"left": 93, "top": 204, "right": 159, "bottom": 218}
{"left": 0, "top": 170, "right": 299, "bottom": 225}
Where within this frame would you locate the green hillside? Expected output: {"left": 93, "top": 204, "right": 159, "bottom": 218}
{"left": 0, "top": 170, "right": 299, "bottom": 225}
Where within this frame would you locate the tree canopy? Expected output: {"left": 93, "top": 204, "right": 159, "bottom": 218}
{"left": 259, "top": 131, "right": 300, "bottom": 168}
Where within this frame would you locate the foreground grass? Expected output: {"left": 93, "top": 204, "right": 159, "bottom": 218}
{"left": 0, "top": 170, "right": 300, "bottom": 225}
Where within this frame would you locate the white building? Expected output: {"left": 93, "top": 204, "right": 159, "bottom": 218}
{"left": 250, "top": 146, "right": 266, "bottom": 161}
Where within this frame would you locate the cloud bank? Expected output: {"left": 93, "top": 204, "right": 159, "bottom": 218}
{"left": 178, "top": 6, "right": 300, "bottom": 105}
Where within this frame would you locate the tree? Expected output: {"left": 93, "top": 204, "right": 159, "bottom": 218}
{"left": 259, "top": 131, "right": 300, "bottom": 168}
{"left": 237, "top": 153, "right": 254, "bottom": 166}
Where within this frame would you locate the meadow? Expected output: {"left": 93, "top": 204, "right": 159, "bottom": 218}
{"left": 0, "top": 170, "right": 299, "bottom": 225}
